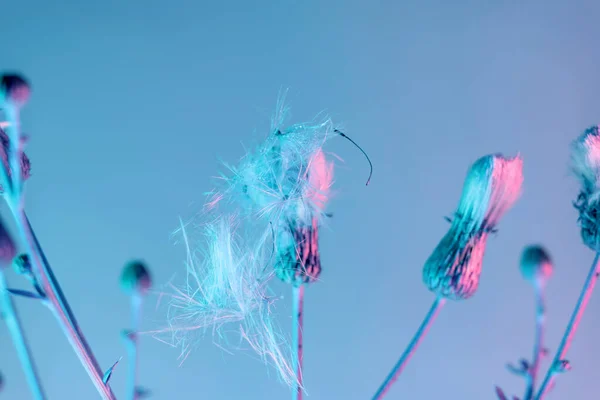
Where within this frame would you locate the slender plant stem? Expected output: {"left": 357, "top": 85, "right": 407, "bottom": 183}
{"left": 292, "top": 285, "right": 304, "bottom": 400}
{"left": 10, "top": 207, "right": 116, "bottom": 400}
{"left": 535, "top": 252, "right": 600, "bottom": 400}
{"left": 524, "top": 290, "right": 545, "bottom": 400}
{"left": 127, "top": 294, "right": 142, "bottom": 400}
{"left": 0, "top": 271, "right": 46, "bottom": 400}
{"left": 2, "top": 99, "right": 115, "bottom": 398}
{"left": 372, "top": 297, "right": 446, "bottom": 400}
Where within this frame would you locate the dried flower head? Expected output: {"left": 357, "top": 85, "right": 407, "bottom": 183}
{"left": 275, "top": 218, "right": 321, "bottom": 287}
{"left": 0, "top": 127, "right": 30, "bottom": 193}
{"left": 571, "top": 126, "right": 600, "bottom": 251}
{"left": 273, "top": 149, "right": 333, "bottom": 286}
{"left": 120, "top": 260, "right": 152, "bottom": 296}
{"left": 520, "top": 245, "right": 553, "bottom": 288}
{"left": 423, "top": 154, "right": 524, "bottom": 300}
{"left": 155, "top": 216, "right": 298, "bottom": 388}
{"left": 0, "top": 74, "right": 31, "bottom": 107}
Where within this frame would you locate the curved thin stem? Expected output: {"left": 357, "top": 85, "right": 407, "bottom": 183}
{"left": 524, "top": 291, "right": 545, "bottom": 400}
{"left": 333, "top": 129, "right": 373, "bottom": 186}
{"left": 372, "top": 297, "right": 446, "bottom": 400}
{"left": 0, "top": 271, "right": 46, "bottom": 400}
{"left": 535, "top": 252, "right": 600, "bottom": 400}
{"left": 292, "top": 285, "right": 305, "bottom": 400}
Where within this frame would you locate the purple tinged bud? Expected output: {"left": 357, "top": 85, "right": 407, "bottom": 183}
{"left": 120, "top": 260, "right": 152, "bottom": 296}
{"left": 0, "top": 74, "right": 31, "bottom": 107}
{"left": 0, "top": 220, "right": 16, "bottom": 268}
{"left": 520, "top": 245, "right": 553, "bottom": 288}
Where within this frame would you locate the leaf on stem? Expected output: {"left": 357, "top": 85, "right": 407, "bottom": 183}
{"left": 102, "top": 357, "right": 123, "bottom": 385}
{"left": 6, "top": 288, "right": 44, "bottom": 300}
{"left": 495, "top": 386, "right": 508, "bottom": 400}
{"left": 506, "top": 359, "right": 529, "bottom": 376}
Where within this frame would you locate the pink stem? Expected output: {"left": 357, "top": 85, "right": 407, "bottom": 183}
{"left": 535, "top": 252, "right": 600, "bottom": 399}
{"left": 292, "top": 285, "right": 304, "bottom": 400}
{"left": 372, "top": 297, "right": 446, "bottom": 400}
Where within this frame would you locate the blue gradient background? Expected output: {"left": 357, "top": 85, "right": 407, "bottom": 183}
{"left": 1, "top": 1, "right": 600, "bottom": 399}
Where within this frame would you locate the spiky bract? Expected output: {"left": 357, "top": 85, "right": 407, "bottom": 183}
{"left": 423, "top": 154, "right": 523, "bottom": 300}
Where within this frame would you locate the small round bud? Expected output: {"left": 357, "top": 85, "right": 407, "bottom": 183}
{"left": 13, "top": 253, "right": 32, "bottom": 276}
{"left": 0, "top": 74, "right": 31, "bottom": 107}
{"left": 120, "top": 260, "right": 152, "bottom": 296}
{"left": 553, "top": 359, "right": 571, "bottom": 373}
{"left": 520, "top": 245, "right": 553, "bottom": 288}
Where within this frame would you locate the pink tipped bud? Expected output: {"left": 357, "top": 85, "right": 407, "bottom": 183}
{"left": 520, "top": 245, "right": 553, "bottom": 288}
{"left": 0, "top": 74, "right": 31, "bottom": 107}
{"left": 120, "top": 260, "right": 152, "bottom": 296}
{"left": 423, "top": 154, "right": 523, "bottom": 300}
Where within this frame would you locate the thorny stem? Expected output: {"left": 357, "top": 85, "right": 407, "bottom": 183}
{"left": 0, "top": 271, "right": 46, "bottom": 399}
{"left": 292, "top": 285, "right": 304, "bottom": 400}
{"left": 535, "top": 252, "right": 600, "bottom": 400}
{"left": 127, "top": 294, "right": 142, "bottom": 400}
{"left": 372, "top": 297, "right": 446, "bottom": 400}
{"left": 524, "top": 290, "right": 546, "bottom": 400}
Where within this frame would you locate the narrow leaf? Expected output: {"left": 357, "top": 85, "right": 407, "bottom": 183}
{"left": 7, "top": 288, "right": 44, "bottom": 300}
{"left": 102, "top": 357, "right": 123, "bottom": 385}
{"left": 495, "top": 386, "right": 508, "bottom": 400}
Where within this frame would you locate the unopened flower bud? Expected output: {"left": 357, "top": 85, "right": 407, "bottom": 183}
{"left": 120, "top": 260, "right": 152, "bottom": 295}
{"left": 0, "top": 74, "right": 31, "bottom": 107}
{"left": 520, "top": 245, "right": 553, "bottom": 288}
{"left": 13, "top": 253, "right": 32, "bottom": 276}
{"left": 423, "top": 154, "right": 523, "bottom": 300}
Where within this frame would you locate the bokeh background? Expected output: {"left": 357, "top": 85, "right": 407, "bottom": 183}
{"left": 1, "top": 0, "right": 600, "bottom": 398}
